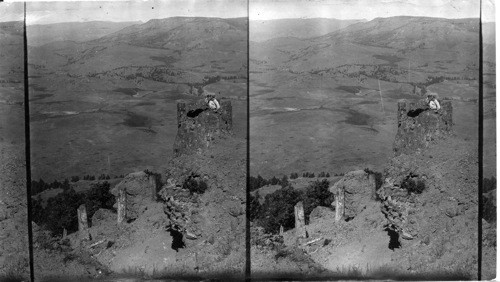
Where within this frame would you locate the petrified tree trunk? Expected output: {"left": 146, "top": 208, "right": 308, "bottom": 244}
{"left": 335, "top": 185, "right": 345, "bottom": 222}
{"left": 149, "top": 175, "right": 156, "bottom": 201}
{"left": 368, "top": 173, "right": 376, "bottom": 199}
{"left": 117, "top": 189, "right": 127, "bottom": 224}
{"left": 294, "top": 201, "right": 307, "bottom": 238}
{"left": 77, "top": 204, "right": 90, "bottom": 240}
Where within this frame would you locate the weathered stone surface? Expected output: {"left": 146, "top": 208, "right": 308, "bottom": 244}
{"left": 329, "top": 170, "right": 375, "bottom": 220}
{"left": 77, "top": 204, "right": 91, "bottom": 240}
{"left": 111, "top": 171, "right": 159, "bottom": 220}
{"left": 309, "top": 206, "right": 335, "bottom": 225}
{"left": 393, "top": 99, "right": 452, "bottom": 156}
{"left": 160, "top": 186, "right": 202, "bottom": 238}
{"left": 294, "top": 201, "right": 307, "bottom": 238}
{"left": 91, "top": 208, "right": 115, "bottom": 227}
{"left": 173, "top": 99, "right": 232, "bottom": 157}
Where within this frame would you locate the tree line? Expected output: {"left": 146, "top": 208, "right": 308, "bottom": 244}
{"left": 249, "top": 171, "right": 341, "bottom": 192}
{"left": 32, "top": 182, "right": 115, "bottom": 236}
{"left": 31, "top": 174, "right": 125, "bottom": 195}
{"left": 249, "top": 179, "right": 335, "bottom": 234}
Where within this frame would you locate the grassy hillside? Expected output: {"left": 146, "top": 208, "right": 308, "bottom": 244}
{"left": 27, "top": 21, "right": 140, "bottom": 46}
{"left": 250, "top": 18, "right": 364, "bottom": 42}
{"left": 28, "top": 17, "right": 247, "bottom": 180}
{"left": 250, "top": 16, "right": 481, "bottom": 177}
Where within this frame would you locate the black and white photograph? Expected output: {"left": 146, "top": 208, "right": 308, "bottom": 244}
{"left": 0, "top": 0, "right": 497, "bottom": 281}
{"left": 0, "top": 2, "right": 30, "bottom": 280}
{"left": 249, "top": 0, "right": 495, "bottom": 279}
{"left": 26, "top": 0, "right": 247, "bottom": 279}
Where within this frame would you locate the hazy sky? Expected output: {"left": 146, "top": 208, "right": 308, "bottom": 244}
{"left": 0, "top": 0, "right": 496, "bottom": 24}
{"left": 251, "top": 0, "right": 494, "bottom": 21}
{"left": 0, "top": 2, "right": 24, "bottom": 21}
{"left": 21, "top": 0, "right": 247, "bottom": 25}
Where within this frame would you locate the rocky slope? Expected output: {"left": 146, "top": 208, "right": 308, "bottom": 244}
{"left": 32, "top": 101, "right": 246, "bottom": 280}
{"left": 252, "top": 98, "right": 480, "bottom": 279}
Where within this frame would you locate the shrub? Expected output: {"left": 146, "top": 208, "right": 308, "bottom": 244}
{"left": 483, "top": 191, "right": 496, "bottom": 223}
{"left": 182, "top": 176, "right": 208, "bottom": 195}
{"left": 401, "top": 178, "right": 425, "bottom": 194}
{"left": 85, "top": 182, "right": 115, "bottom": 224}
{"left": 302, "top": 179, "right": 334, "bottom": 224}
{"left": 256, "top": 186, "right": 303, "bottom": 234}
{"left": 33, "top": 181, "right": 115, "bottom": 236}
{"left": 256, "top": 180, "right": 334, "bottom": 233}
{"left": 483, "top": 176, "right": 496, "bottom": 193}
{"left": 280, "top": 175, "right": 289, "bottom": 187}
{"left": 249, "top": 175, "right": 268, "bottom": 191}
{"left": 249, "top": 192, "right": 261, "bottom": 221}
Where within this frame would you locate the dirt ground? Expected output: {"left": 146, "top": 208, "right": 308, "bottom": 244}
{"left": 251, "top": 134, "right": 482, "bottom": 280}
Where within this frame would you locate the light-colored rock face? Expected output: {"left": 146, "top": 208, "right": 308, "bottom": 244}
{"left": 393, "top": 99, "right": 452, "bottom": 156}
{"left": 329, "top": 170, "right": 376, "bottom": 219}
{"left": 173, "top": 100, "right": 232, "bottom": 157}
{"left": 110, "top": 171, "right": 159, "bottom": 220}
{"left": 308, "top": 206, "right": 335, "bottom": 225}
{"left": 91, "top": 208, "right": 115, "bottom": 227}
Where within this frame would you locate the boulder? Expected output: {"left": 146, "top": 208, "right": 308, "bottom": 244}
{"left": 110, "top": 171, "right": 159, "bottom": 220}
{"left": 90, "top": 208, "right": 115, "bottom": 227}
{"left": 308, "top": 206, "right": 335, "bottom": 224}
{"left": 329, "top": 170, "right": 375, "bottom": 219}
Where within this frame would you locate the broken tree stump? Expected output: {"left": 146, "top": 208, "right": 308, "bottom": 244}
{"left": 279, "top": 225, "right": 284, "bottom": 236}
{"left": 77, "top": 204, "right": 91, "bottom": 240}
{"left": 294, "top": 201, "right": 307, "bottom": 238}
{"left": 117, "top": 189, "right": 127, "bottom": 224}
{"left": 335, "top": 185, "right": 345, "bottom": 222}
{"left": 149, "top": 174, "right": 157, "bottom": 201}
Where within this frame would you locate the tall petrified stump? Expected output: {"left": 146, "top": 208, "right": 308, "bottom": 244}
{"left": 335, "top": 185, "right": 345, "bottom": 222}
{"left": 294, "top": 201, "right": 307, "bottom": 239}
{"left": 393, "top": 99, "right": 452, "bottom": 155}
{"left": 173, "top": 99, "right": 232, "bottom": 157}
{"left": 77, "top": 204, "right": 91, "bottom": 240}
{"left": 117, "top": 189, "right": 127, "bottom": 224}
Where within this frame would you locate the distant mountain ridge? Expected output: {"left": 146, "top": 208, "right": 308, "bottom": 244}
{"left": 251, "top": 15, "right": 481, "bottom": 79}
{"left": 28, "top": 17, "right": 247, "bottom": 85}
{"left": 27, "top": 21, "right": 141, "bottom": 46}
{"left": 250, "top": 18, "right": 365, "bottom": 42}
{"left": 97, "top": 17, "right": 247, "bottom": 51}
{"left": 320, "top": 16, "right": 480, "bottom": 50}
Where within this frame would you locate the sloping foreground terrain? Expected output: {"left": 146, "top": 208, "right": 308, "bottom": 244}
{"left": 32, "top": 128, "right": 246, "bottom": 280}
{"left": 0, "top": 20, "right": 30, "bottom": 280}
{"left": 251, "top": 105, "right": 481, "bottom": 279}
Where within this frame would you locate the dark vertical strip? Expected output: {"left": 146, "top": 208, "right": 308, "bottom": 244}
{"left": 477, "top": 0, "right": 483, "bottom": 280}
{"left": 245, "top": 0, "right": 251, "bottom": 280}
{"left": 23, "top": 2, "right": 35, "bottom": 282}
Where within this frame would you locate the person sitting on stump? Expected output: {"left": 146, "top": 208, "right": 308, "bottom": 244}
{"left": 426, "top": 92, "right": 441, "bottom": 112}
{"left": 205, "top": 93, "right": 221, "bottom": 112}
